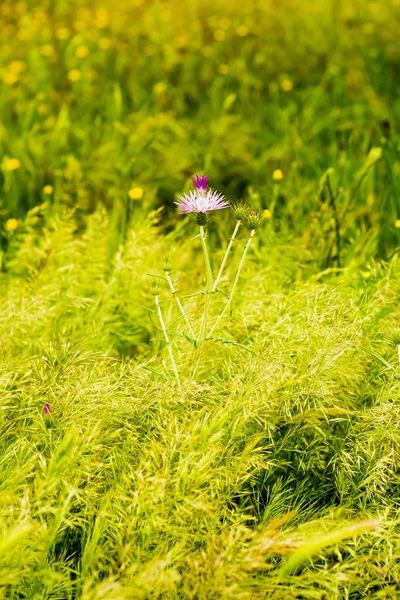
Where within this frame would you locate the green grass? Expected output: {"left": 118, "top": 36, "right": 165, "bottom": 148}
{"left": 2, "top": 206, "right": 400, "bottom": 598}
{"left": 2, "top": 0, "right": 400, "bottom": 598}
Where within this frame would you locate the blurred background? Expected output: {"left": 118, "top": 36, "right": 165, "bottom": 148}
{"left": 1, "top": 0, "right": 400, "bottom": 266}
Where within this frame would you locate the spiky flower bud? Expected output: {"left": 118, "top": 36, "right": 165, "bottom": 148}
{"left": 145, "top": 282, "right": 161, "bottom": 297}
{"left": 193, "top": 212, "right": 209, "bottom": 226}
{"left": 160, "top": 257, "right": 174, "bottom": 272}
{"left": 230, "top": 199, "right": 250, "bottom": 221}
{"left": 387, "top": 327, "right": 400, "bottom": 346}
{"left": 242, "top": 209, "right": 265, "bottom": 230}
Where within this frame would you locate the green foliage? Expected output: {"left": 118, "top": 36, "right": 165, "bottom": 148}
{"left": 2, "top": 0, "right": 400, "bottom": 597}
{"left": 1, "top": 0, "right": 400, "bottom": 263}
{"left": 1, "top": 205, "right": 400, "bottom": 597}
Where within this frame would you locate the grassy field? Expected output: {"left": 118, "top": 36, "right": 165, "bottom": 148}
{"left": 2, "top": 0, "right": 400, "bottom": 598}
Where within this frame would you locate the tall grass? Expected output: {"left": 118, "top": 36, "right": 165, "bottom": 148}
{"left": 2, "top": 0, "right": 400, "bottom": 597}
{"left": 1, "top": 206, "right": 400, "bottom": 597}
{"left": 1, "top": 0, "right": 400, "bottom": 262}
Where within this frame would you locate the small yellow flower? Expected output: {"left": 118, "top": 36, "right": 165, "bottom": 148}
{"left": 214, "top": 30, "right": 226, "bottom": 42}
{"left": 6, "top": 158, "right": 21, "bottom": 171}
{"left": 56, "top": 28, "right": 70, "bottom": 40}
{"left": 43, "top": 185, "right": 53, "bottom": 195}
{"left": 219, "top": 18, "right": 231, "bottom": 30}
{"left": 280, "top": 79, "right": 294, "bottom": 92}
{"left": 218, "top": 64, "right": 229, "bottom": 75}
{"left": 75, "top": 45, "right": 89, "bottom": 58}
{"left": 74, "top": 20, "right": 86, "bottom": 32}
{"left": 37, "top": 103, "right": 49, "bottom": 115}
{"left": 236, "top": 25, "right": 249, "bottom": 37}
{"left": 9, "top": 61, "right": 25, "bottom": 74}
{"left": 161, "top": 9, "right": 171, "bottom": 21}
{"left": 86, "top": 68, "right": 97, "bottom": 81}
{"left": 41, "top": 44, "right": 54, "bottom": 57}
{"left": 395, "top": 219, "right": 400, "bottom": 229}
{"left": 272, "top": 169, "right": 283, "bottom": 181}
{"left": 5, "top": 218, "right": 19, "bottom": 232}
{"left": 99, "top": 37, "right": 111, "bottom": 50}
{"left": 3, "top": 72, "right": 19, "bottom": 85}
{"left": 153, "top": 81, "right": 167, "bottom": 95}
{"left": 128, "top": 187, "right": 144, "bottom": 200}
{"left": 68, "top": 69, "right": 81, "bottom": 82}
{"left": 95, "top": 8, "right": 109, "bottom": 28}
{"left": 16, "top": 1, "right": 27, "bottom": 13}
{"left": 263, "top": 209, "right": 273, "bottom": 219}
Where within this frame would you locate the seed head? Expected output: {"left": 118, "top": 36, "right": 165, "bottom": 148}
{"left": 145, "top": 282, "right": 161, "bottom": 297}
{"left": 230, "top": 199, "right": 250, "bottom": 221}
{"left": 160, "top": 256, "right": 175, "bottom": 272}
{"left": 387, "top": 327, "right": 400, "bottom": 346}
{"left": 242, "top": 209, "right": 265, "bottom": 230}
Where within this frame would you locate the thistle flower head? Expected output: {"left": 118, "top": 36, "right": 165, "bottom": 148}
{"left": 191, "top": 174, "right": 208, "bottom": 191}
{"left": 387, "top": 327, "right": 400, "bottom": 346}
{"left": 175, "top": 189, "right": 229, "bottom": 215}
{"left": 44, "top": 403, "right": 51, "bottom": 415}
{"left": 230, "top": 199, "right": 250, "bottom": 221}
{"left": 242, "top": 209, "right": 265, "bottom": 230}
{"left": 145, "top": 281, "right": 161, "bottom": 297}
{"left": 160, "top": 256, "right": 175, "bottom": 272}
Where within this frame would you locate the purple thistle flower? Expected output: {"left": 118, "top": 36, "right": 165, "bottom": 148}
{"left": 191, "top": 174, "right": 208, "bottom": 191}
{"left": 44, "top": 403, "right": 51, "bottom": 415}
{"left": 175, "top": 189, "right": 229, "bottom": 214}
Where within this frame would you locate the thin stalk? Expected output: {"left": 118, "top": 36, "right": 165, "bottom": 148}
{"left": 212, "top": 220, "right": 241, "bottom": 292}
{"left": 198, "top": 225, "right": 213, "bottom": 342}
{"left": 191, "top": 225, "right": 213, "bottom": 378}
{"left": 208, "top": 229, "right": 255, "bottom": 338}
{"left": 165, "top": 271, "right": 196, "bottom": 340}
{"left": 155, "top": 295, "right": 181, "bottom": 389}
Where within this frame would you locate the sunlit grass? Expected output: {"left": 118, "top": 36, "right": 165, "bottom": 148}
{"left": 1, "top": 0, "right": 400, "bottom": 597}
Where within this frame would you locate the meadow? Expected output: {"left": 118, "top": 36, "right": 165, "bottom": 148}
{"left": 1, "top": 0, "right": 400, "bottom": 598}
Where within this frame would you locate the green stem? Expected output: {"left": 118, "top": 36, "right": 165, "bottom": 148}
{"left": 191, "top": 225, "right": 213, "bottom": 379}
{"left": 208, "top": 229, "right": 255, "bottom": 338}
{"left": 165, "top": 271, "right": 196, "bottom": 340}
{"left": 155, "top": 295, "right": 181, "bottom": 389}
{"left": 198, "top": 225, "right": 213, "bottom": 342}
{"left": 212, "top": 220, "right": 241, "bottom": 293}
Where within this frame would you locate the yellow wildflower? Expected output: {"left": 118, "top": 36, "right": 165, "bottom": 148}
{"left": 6, "top": 218, "right": 19, "bottom": 232}
{"left": 43, "top": 185, "right": 53, "bottom": 195}
{"left": 219, "top": 18, "right": 231, "bottom": 30}
{"left": 236, "top": 25, "right": 249, "bottom": 37}
{"left": 395, "top": 220, "right": 400, "bottom": 229}
{"left": 75, "top": 45, "right": 89, "bottom": 58}
{"left": 99, "top": 37, "right": 111, "bottom": 50}
{"left": 128, "top": 187, "right": 144, "bottom": 200}
{"left": 218, "top": 64, "right": 229, "bottom": 75}
{"left": 3, "top": 72, "right": 19, "bottom": 85}
{"left": 41, "top": 44, "right": 54, "bottom": 57}
{"left": 272, "top": 169, "right": 283, "bottom": 181}
{"left": 68, "top": 70, "right": 81, "bottom": 82}
{"left": 9, "top": 61, "right": 25, "bottom": 74}
{"left": 95, "top": 8, "right": 109, "bottom": 28}
{"left": 74, "top": 20, "right": 86, "bottom": 32}
{"left": 214, "top": 30, "right": 226, "bottom": 42}
{"left": 56, "top": 28, "right": 70, "bottom": 40}
{"left": 16, "top": 1, "right": 27, "bottom": 13}
{"left": 6, "top": 158, "right": 21, "bottom": 171}
{"left": 281, "top": 79, "right": 294, "bottom": 92}
{"left": 263, "top": 209, "right": 273, "bottom": 219}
